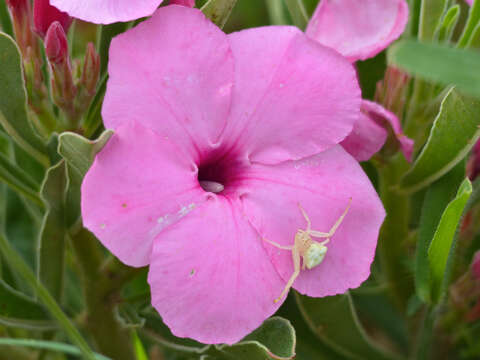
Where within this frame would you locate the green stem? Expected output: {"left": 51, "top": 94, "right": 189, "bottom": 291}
{"left": 0, "top": 233, "right": 96, "bottom": 360}
{"left": 71, "top": 228, "right": 138, "bottom": 360}
{"left": 0, "top": 339, "right": 110, "bottom": 360}
{"left": 415, "top": 308, "right": 435, "bottom": 360}
{"left": 284, "top": 0, "right": 309, "bottom": 29}
{"left": 377, "top": 154, "right": 414, "bottom": 311}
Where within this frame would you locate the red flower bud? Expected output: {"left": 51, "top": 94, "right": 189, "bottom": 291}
{"left": 45, "top": 21, "right": 68, "bottom": 64}
{"left": 33, "top": 0, "right": 72, "bottom": 39}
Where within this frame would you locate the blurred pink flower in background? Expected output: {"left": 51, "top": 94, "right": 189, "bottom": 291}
{"left": 50, "top": 0, "right": 164, "bottom": 24}
{"left": 307, "top": 0, "right": 412, "bottom": 162}
{"left": 81, "top": 5, "right": 385, "bottom": 344}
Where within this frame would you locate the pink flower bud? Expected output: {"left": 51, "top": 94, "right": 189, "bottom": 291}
{"left": 6, "top": 0, "right": 37, "bottom": 56}
{"left": 81, "top": 43, "right": 100, "bottom": 95}
{"left": 45, "top": 21, "right": 68, "bottom": 64}
{"left": 170, "top": 0, "right": 195, "bottom": 7}
{"left": 34, "top": 0, "right": 72, "bottom": 38}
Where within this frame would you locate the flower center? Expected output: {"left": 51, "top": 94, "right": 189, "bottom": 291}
{"left": 197, "top": 150, "right": 245, "bottom": 195}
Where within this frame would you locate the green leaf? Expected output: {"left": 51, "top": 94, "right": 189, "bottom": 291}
{"left": 0, "top": 339, "right": 111, "bottom": 360}
{"left": 428, "top": 178, "right": 472, "bottom": 303}
{"left": 58, "top": 130, "right": 113, "bottom": 178}
{"left": 388, "top": 40, "right": 480, "bottom": 98}
{"left": 418, "top": 0, "right": 449, "bottom": 40}
{"left": 144, "top": 313, "right": 296, "bottom": 360}
{"left": 205, "top": 317, "right": 296, "bottom": 360}
{"left": 0, "top": 278, "right": 55, "bottom": 330}
{"left": 58, "top": 131, "right": 112, "bottom": 229}
{"left": 284, "top": 0, "right": 308, "bottom": 30}
{"left": 435, "top": 5, "right": 460, "bottom": 43}
{"left": 467, "top": 22, "right": 480, "bottom": 49}
{"left": 0, "top": 233, "right": 96, "bottom": 360}
{"left": 0, "top": 32, "right": 48, "bottom": 166}
{"left": 201, "top": 0, "right": 238, "bottom": 28}
{"left": 0, "top": 0, "right": 13, "bottom": 36}
{"left": 399, "top": 88, "right": 480, "bottom": 193}
{"left": 295, "top": 292, "right": 401, "bottom": 360}
{"left": 458, "top": 0, "right": 480, "bottom": 48}
{"left": 37, "top": 161, "right": 68, "bottom": 301}
{"left": 415, "top": 162, "right": 465, "bottom": 303}
{"left": 133, "top": 332, "right": 148, "bottom": 360}
{"left": 0, "top": 150, "right": 42, "bottom": 205}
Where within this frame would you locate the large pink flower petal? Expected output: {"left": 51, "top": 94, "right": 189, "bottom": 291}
{"left": 341, "top": 112, "right": 388, "bottom": 162}
{"left": 50, "top": 0, "right": 162, "bottom": 24}
{"left": 239, "top": 146, "right": 385, "bottom": 298}
{"left": 148, "top": 197, "right": 285, "bottom": 345}
{"left": 306, "top": 0, "right": 409, "bottom": 62}
{"left": 223, "top": 26, "right": 361, "bottom": 165}
{"left": 81, "top": 121, "right": 207, "bottom": 267}
{"left": 102, "top": 6, "right": 233, "bottom": 159}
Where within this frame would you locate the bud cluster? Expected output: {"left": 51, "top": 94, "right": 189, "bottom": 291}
{"left": 6, "top": 0, "right": 100, "bottom": 133}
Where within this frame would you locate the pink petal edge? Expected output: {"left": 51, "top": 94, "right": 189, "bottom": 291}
{"left": 148, "top": 197, "right": 285, "bottom": 344}
{"left": 239, "top": 145, "right": 385, "bottom": 297}
{"left": 50, "top": 0, "right": 163, "bottom": 24}
{"left": 224, "top": 26, "right": 361, "bottom": 165}
{"left": 81, "top": 121, "right": 207, "bottom": 267}
{"left": 306, "top": 0, "right": 409, "bottom": 62}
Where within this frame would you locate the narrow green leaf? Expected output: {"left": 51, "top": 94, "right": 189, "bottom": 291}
{"left": 0, "top": 339, "right": 110, "bottom": 360}
{"left": 58, "top": 131, "right": 113, "bottom": 178}
{"left": 0, "top": 233, "right": 96, "bottom": 360}
{"left": 201, "top": 0, "right": 238, "bottom": 28}
{"left": 83, "top": 73, "right": 108, "bottom": 138}
{"left": 133, "top": 333, "right": 148, "bottom": 360}
{"left": 399, "top": 88, "right": 480, "bottom": 193}
{"left": 284, "top": 0, "right": 308, "bottom": 29}
{"left": 467, "top": 22, "right": 480, "bottom": 49}
{"left": 435, "top": 5, "right": 460, "bottom": 43}
{"left": 266, "top": 0, "right": 288, "bottom": 25}
{"left": 0, "top": 0, "right": 13, "bottom": 36}
{"left": 388, "top": 40, "right": 480, "bottom": 98}
{"left": 428, "top": 178, "right": 472, "bottom": 303}
{"left": 0, "top": 33, "right": 48, "bottom": 167}
{"left": 0, "top": 278, "right": 55, "bottom": 330}
{"left": 415, "top": 162, "right": 465, "bottom": 303}
{"left": 295, "top": 292, "right": 400, "bottom": 360}
{"left": 418, "top": 0, "right": 449, "bottom": 40}
{"left": 458, "top": 0, "right": 480, "bottom": 47}
{"left": 37, "top": 161, "right": 68, "bottom": 301}
{"left": 0, "top": 151, "right": 42, "bottom": 205}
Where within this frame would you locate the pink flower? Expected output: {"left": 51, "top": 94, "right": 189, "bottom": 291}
{"left": 33, "top": 0, "right": 72, "bottom": 38}
{"left": 307, "top": 0, "right": 412, "bottom": 161}
{"left": 50, "top": 0, "right": 163, "bottom": 24}
{"left": 466, "top": 0, "right": 473, "bottom": 5}
{"left": 81, "top": 6, "right": 385, "bottom": 344}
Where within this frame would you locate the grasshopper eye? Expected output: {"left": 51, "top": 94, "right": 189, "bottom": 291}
{"left": 304, "top": 242, "right": 327, "bottom": 269}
